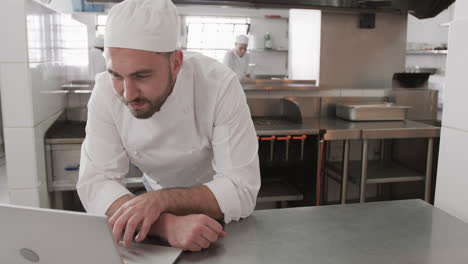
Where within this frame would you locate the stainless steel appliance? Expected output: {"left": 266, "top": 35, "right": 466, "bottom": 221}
{"left": 336, "top": 102, "right": 411, "bottom": 121}
{"left": 247, "top": 97, "right": 321, "bottom": 207}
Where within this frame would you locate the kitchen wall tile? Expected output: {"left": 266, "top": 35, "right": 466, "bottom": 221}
{"left": 8, "top": 182, "right": 49, "bottom": 207}
{"left": 361, "top": 89, "right": 386, "bottom": 97}
{"left": 0, "top": 0, "right": 28, "bottom": 63}
{"left": 30, "top": 61, "right": 66, "bottom": 126}
{"left": 0, "top": 63, "right": 34, "bottom": 127}
{"left": 435, "top": 127, "right": 468, "bottom": 223}
{"left": 340, "top": 89, "right": 364, "bottom": 97}
{"left": 441, "top": 20, "right": 468, "bottom": 131}
{"left": 3, "top": 127, "right": 41, "bottom": 189}
{"left": 8, "top": 188, "right": 40, "bottom": 207}
{"left": 3, "top": 110, "right": 61, "bottom": 191}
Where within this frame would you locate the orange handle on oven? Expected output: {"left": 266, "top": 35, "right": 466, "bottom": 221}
{"left": 292, "top": 135, "right": 307, "bottom": 140}
{"left": 276, "top": 136, "right": 291, "bottom": 141}
{"left": 260, "top": 136, "right": 276, "bottom": 141}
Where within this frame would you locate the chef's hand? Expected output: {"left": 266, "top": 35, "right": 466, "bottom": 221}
{"left": 165, "top": 214, "right": 226, "bottom": 252}
{"left": 108, "top": 191, "right": 164, "bottom": 247}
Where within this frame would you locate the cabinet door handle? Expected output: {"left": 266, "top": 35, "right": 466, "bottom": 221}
{"left": 65, "top": 165, "right": 80, "bottom": 171}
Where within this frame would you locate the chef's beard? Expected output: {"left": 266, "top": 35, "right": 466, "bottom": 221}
{"left": 124, "top": 67, "right": 175, "bottom": 119}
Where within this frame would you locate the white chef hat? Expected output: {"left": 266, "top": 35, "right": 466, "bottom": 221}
{"left": 235, "top": 35, "right": 249, "bottom": 45}
{"left": 105, "top": 0, "right": 179, "bottom": 52}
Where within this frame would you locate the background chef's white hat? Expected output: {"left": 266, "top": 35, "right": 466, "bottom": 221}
{"left": 105, "top": 0, "right": 179, "bottom": 52}
{"left": 235, "top": 35, "right": 249, "bottom": 45}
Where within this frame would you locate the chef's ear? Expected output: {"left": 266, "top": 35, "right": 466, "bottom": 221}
{"left": 170, "top": 50, "right": 183, "bottom": 78}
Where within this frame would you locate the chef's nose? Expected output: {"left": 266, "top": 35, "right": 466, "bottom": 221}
{"left": 123, "top": 79, "right": 139, "bottom": 102}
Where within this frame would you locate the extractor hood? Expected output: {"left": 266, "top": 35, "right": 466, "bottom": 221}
{"left": 85, "top": 0, "right": 455, "bottom": 19}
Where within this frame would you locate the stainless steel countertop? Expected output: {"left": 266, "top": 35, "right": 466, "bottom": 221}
{"left": 254, "top": 118, "right": 320, "bottom": 136}
{"left": 45, "top": 118, "right": 440, "bottom": 144}
{"left": 318, "top": 118, "right": 440, "bottom": 140}
{"left": 176, "top": 200, "right": 468, "bottom": 264}
{"left": 317, "top": 117, "right": 362, "bottom": 140}
{"left": 242, "top": 80, "right": 318, "bottom": 91}
{"left": 357, "top": 120, "right": 441, "bottom": 139}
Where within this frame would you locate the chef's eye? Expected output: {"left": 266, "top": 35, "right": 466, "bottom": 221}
{"left": 109, "top": 72, "right": 123, "bottom": 81}
{"left": 134, "top": 74, "right": 149, "bottom": 80}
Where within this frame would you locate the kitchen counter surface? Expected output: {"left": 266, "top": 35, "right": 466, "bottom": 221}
{"left": 176, "top": 199, "right": 468, "bottom": 263}
{"left": 45, "top": 119, "right": 440, "bottom": 144}
{"left": 254, "top": 118, "right": 321, "bottom": 136}
{"left": 242, "top": 79, "right": 318, "bottom": 91}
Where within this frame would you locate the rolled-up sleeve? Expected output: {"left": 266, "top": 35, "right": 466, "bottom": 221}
{"left": 204, "top": 76, "right": 260, "bottom": 223}
{"left": 76, "top": 73, "right": 131, "bottom": 215}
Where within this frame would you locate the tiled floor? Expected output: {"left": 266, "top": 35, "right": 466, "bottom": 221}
{"left": 0, "top": 157, "right": 9, "bottom": 203}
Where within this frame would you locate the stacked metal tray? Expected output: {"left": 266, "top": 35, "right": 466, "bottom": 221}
{"left": 336, "top": 102, "right": 411, "bottom": 121}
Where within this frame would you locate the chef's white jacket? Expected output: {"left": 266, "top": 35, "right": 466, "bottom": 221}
{"left": 77, "top": 52, "right": 260, "bottom": 223}
{"left": 222, "top": 49, "right": 250, "bottom": 80}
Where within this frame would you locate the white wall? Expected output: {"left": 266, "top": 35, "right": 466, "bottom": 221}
{"left": 42, "top": 0, "right": 74, "bottom": 12}
{"left": 0, "top": 0, "right": 89, "bottom": 207}
{"left": 288, "top": 9, "right": 321, "bottom": 81}
{"left": 406, "top": 6, "right": 454, "bottom": 48}
{"left": 435, "top": 1, "right": 468, "bottom": 223}
{"left": 405, "top": 6, "right": 455, "bottom": 114}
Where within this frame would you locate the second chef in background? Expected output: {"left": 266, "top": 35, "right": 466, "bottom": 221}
{"left": 223, "top": 34, "right": 251, "bottom": 81}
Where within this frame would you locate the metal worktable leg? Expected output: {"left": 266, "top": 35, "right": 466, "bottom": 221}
{"left": 425, "top": 138, "right": 434, "bottom": 202}
{"left": 316, "top": 139, "right": 325, "bottom": 206}
{"left": 341, "top": 140, "right": 350, "bottom": 204}
{"left": 360, "top": 139, "right": 369, "bottom": 203}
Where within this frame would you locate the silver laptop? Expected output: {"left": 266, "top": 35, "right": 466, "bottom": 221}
{"left": 0, "top": 203, "right": 182, "bottom": 264}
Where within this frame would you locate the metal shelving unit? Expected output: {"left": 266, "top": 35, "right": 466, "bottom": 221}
{"left": 326, "top": 160, "right": 425, "bottom": 185}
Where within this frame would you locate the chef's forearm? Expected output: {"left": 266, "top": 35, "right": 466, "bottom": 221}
{"left": 158, "top": 186, "right": 224, "bottom": 220}
{"left": 149, "top": 213, "right": 175, "bottom": 239}
{"left": 105, "top": 194, "right": 135, "bottom": 217}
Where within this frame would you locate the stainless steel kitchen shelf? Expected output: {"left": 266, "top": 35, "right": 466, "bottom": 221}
{"left": 61, "top": 84, "right": 93, "bottom": 94}
{"left": 326, "top": 160, "right": 425, "bottom": 185}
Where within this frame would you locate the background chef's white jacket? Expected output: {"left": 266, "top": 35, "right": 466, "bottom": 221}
{"left": 77, "top": 52, "right": 260, "bottom": 223}
{"left": 222, "top": 49, "right": 250, "bottom": 80}
{"left": 88, "top": 48, "right": 106, "bottom": 78}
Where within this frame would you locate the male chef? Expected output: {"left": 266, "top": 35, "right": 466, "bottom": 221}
{"left": 222, "top": 34, "right": 251, "bottom": 80}
{"left": 77, "top": 0, "right": 260, "bottom": 252}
